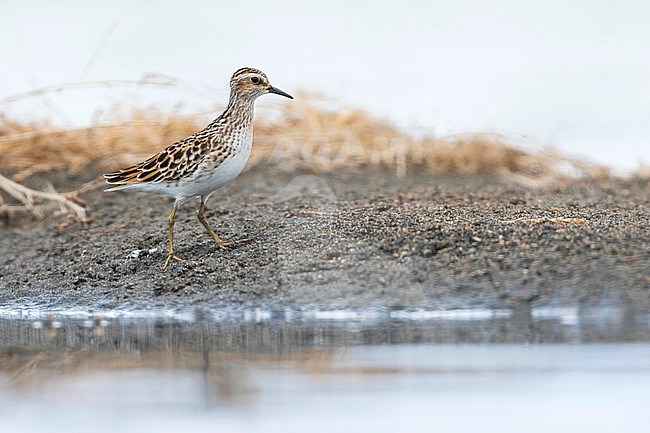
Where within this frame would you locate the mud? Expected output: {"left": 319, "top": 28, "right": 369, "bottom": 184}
{"left": 1, "top": 165, "right": 648, "bottom": 311}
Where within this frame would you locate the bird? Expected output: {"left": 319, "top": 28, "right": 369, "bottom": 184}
{"left": 103, "top": 67, "right": 293, "bottom": 268}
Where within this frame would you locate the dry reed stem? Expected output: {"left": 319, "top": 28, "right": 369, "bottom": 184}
{"left": 0, "top": 76, "right": 179, "bottom": 104}
{"left": 0, "top": 172, "right": 88, "bottom": 220}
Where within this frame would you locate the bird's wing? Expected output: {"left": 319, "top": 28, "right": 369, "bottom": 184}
{"left": 103, "top": 134, "right": 216, "bottom": 185}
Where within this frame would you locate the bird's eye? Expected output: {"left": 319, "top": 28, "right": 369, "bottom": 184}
{"left": 250, "top": 76, "right": 261, "bottom": 84}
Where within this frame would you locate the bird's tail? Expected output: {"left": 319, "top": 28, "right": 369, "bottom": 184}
{"left": 104, "top": 165, "right": 140, "bottom": 182}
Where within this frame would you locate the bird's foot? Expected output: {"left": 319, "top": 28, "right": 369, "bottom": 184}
{"left": 163, "top": 253, "right": 185, "bottom": 269}
{"left": 214, "top": 239, "right": 233, "bottom": 248}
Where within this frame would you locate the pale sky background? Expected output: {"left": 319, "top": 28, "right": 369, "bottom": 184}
{"left": 1, "top": 0, "right": 649, "bottom": 170}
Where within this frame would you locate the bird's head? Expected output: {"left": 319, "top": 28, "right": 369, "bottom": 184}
{"left": 230, "top": 67, "right": 293, "bottom": 101}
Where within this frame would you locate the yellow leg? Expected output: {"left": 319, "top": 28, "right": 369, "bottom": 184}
{"left": 164, "top": 203, "right": 185, "bottom": 269}
{"left": 197, "top": 196, "right": 232, "bottom": 248}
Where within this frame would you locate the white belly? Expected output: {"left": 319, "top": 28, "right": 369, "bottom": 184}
{"left": 178, "top": 132, "right": 253, "bottom": 199}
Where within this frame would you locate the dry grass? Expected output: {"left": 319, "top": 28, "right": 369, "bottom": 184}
{"left": 631, "top": 163, "right": 650, "bottom": 179}
{"left": 1, "top": 94, "right": 607, "bottom": 180}
{"left": 0, "top": 112, "right": 199, "bottom": 182}
{"left": 0, "top": 83, "right": 610, "bottom": 220}
{"left": 256, "top": 95, "right": 613, "bottom": 182}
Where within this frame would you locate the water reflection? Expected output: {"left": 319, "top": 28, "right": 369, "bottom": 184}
{"left": 0, "top": 306, "right": 649, "bottom": 433}
{"left": 1, "top": 304, "right": 648, "bottom": 350}
{"left": 1, "top": 305, "right": 648, "bottom": 388}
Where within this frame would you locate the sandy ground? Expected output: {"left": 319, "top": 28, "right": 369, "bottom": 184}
{"left": 0, "top": 165, "right": 648, "bottom": 311}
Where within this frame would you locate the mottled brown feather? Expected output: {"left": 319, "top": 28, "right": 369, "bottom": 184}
{"left": 103, "top": 134, "right": 220, "bottom": 185}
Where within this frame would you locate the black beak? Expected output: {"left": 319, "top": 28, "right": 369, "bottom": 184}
{"left": 268, "top": 85, "right": 293, "bottom": 99}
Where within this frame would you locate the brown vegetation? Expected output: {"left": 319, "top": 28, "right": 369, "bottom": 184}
{"left": 0, "top": 84, "right": 609, "bottom": 220}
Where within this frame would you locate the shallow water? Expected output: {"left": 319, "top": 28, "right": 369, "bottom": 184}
{"left": 0, "top": 305, "right": 649, "bottom": 433}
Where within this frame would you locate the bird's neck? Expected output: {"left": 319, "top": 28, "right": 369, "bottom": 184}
{"left": 205, "top": 92, "right": 255, "bottom": 133}
{"left": 222, "top": 92, "right": 255, "bottom": 124}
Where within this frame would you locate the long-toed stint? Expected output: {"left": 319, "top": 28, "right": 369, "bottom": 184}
{"left": 104, "top": 67, "right": 293, "bottom": 268}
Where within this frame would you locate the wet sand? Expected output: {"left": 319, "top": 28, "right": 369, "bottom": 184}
{"left": 0, "top": 165, "right": 648, "bottom": 310}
